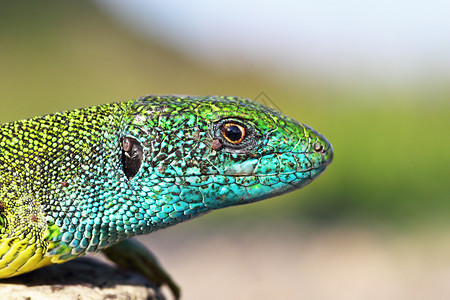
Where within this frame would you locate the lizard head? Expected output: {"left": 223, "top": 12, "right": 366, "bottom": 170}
{"left": 0, "top": 95, "right": 333, "bottom": 256}
{"left": 0, "top": 95, "right": 331, "bottom": 259}
{"left": 123, "top": 95, "right": 333, "bottom": 213}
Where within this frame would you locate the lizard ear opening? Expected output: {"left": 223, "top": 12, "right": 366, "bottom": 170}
{"left": 121, "top": 136, "right": 143, "bottom": 180}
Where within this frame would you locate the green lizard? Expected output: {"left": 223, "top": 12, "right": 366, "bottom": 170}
{"left": 0, "top": 95, "right": 333, "bottom": 298}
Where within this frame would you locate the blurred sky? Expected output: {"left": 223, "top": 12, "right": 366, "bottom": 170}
{"left": 94, "top": 0, "right": 450, "bottom": 84}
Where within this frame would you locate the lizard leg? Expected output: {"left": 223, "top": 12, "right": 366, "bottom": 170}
{"left": 102, "top": 238, "right": 180, "bottom": 299}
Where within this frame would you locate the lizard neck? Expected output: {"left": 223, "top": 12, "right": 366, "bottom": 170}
{"left": 54, "top": 184, "right": 211, "bottom": 258}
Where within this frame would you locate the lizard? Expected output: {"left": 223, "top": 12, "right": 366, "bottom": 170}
{"left": 0, "top": 95, "right": 333, "bottom": 298}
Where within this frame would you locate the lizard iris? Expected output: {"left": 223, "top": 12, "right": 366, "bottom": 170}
{"left": 0, "top": 95, "right": 333, "bottom": 297}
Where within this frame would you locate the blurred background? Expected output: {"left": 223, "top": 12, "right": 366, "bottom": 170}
{"left": 0, "top": 0, "right": 449, "bottom": 299}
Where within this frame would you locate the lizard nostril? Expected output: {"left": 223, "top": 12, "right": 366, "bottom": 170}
{"left": 122, "top": 136, "right": 144, "bottom": 180}
{"left": 313, "top": 142, "right": 323, "bottom": 153}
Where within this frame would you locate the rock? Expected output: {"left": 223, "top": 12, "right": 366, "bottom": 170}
{"left": 0, "top": 257, "right": 165, "bottom": 300}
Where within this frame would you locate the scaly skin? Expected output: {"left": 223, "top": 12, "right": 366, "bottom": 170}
{"left": 0, "top": 95, "right": 332, "bottom": 295}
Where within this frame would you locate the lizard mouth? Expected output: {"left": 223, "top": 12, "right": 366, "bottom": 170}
{"left": 193, "top": 166, "right": 328, "bottom": 209}
{"left": 146, "top": 144, "right": 333, "bottom": 183}
{"left": 148, "top": 154, "right": 329, "bottom": 182}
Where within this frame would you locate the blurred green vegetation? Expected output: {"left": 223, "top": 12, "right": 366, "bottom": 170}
{"left": 0, "top": 0, "right": 448, "bottom": 228}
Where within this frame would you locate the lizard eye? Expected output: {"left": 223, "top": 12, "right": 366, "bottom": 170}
{"left": 212, "top": 118, "right": 261, "bottom": 154}
{"left": 222, "top": 123, "right": 245, "bottom": 144}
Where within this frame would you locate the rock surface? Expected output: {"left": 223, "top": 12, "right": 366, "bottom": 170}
{"left": 0, "top": 257, "right": 165, "bottom": 300}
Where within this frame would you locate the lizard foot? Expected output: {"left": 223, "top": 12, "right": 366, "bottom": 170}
{"left": 102, "top": 239, "right": 180, "bottom": 299}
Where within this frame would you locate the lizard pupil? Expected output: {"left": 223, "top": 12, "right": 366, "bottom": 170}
{"left": 225, "top": 126, "right": 241, "bottom": 141}
{"left": 222, "top": 123, "right": 245, "bottom": 144}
